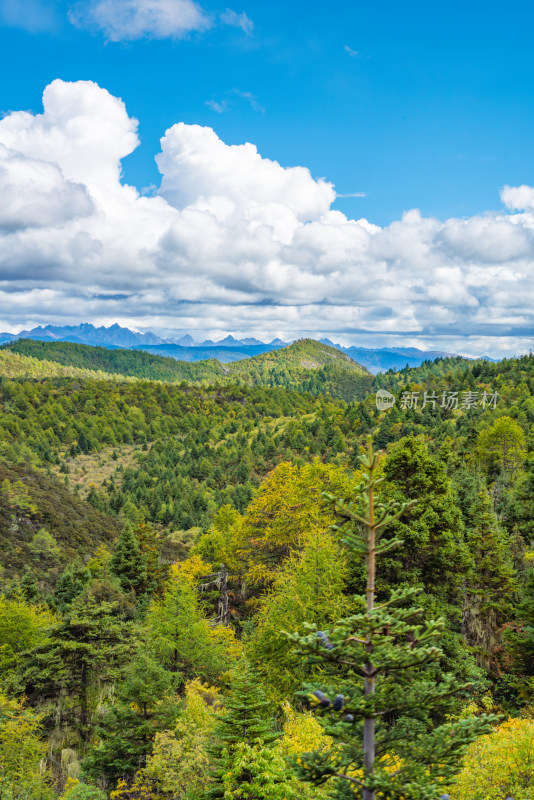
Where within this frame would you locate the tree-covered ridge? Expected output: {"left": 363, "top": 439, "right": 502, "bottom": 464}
{"left": 4, "top": 338, "right": 373, "bottom": 401}
{"left": 4, "top": 339, "right": 224, "bottom": 382}
{"left": 373, "top": 351, "right": 531, "bottom": 394}
{"left": 235, "top": 338, "right": 368, "bottom": 373}
{"left": 0, "top": 348, "right": 139, "bottom": 382}
{"left": 226, "top": 338, "right": 372, "bottom": 401}
{"left": 0, "top": 377, "right": 316, "bottom": 463}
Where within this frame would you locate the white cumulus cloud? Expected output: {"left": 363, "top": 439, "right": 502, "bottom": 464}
{"left": 0, "top": 144, "right": 93, "bottom": 231}
{"left": 156, "top": 122, "right": 335, "bottom": 222}
{"left": 501, "top": 184, "right": 534, "bottom": 212}
{"left": 0, "top": 79, "right": 139, "bottom": 192}
{"left": 2, "top": 79, "right": 534, "bottom": 359}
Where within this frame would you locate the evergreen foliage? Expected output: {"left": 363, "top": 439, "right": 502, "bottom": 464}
{"left": 5, "top": 338, "right": 372, "bottom": 401}
{"left": 21, "top": 594, "right": 135, "bottom": 745}
{"left": 206, "top": 660, "right": 281, "bottom": 799}
{"left": 3, "top": 344, "right": 534, "bottom": 795}
{"left": 110, "top": 524, "right": 148, "bottom": 595}
{"left": 82, "top": 652, "right": 176, "bottom": 788}
{"left": 288, "top": 439, "right": 497, "bottom": 800}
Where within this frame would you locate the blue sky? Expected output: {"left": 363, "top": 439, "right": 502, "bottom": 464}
{"left": 1, "top": 0, "right": 534, "bottom": 356}
{"left": 3, "top": 0, "right": 533, "bottom": 225}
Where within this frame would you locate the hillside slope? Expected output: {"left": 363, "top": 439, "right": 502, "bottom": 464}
{"left": 0, "top": 463, "right": 121, "bottom": 585}
{"left": 0, "top": 348, "right": 140, "bottom": 382}
{"left": 225, "top": 338, "right": 372, "bottom": 401}
{"left": 5, "top": 338, "right": 372, "bottom": 400}
{"left": 3, "top": 339, "right": 223, "bottom": 382}
{"left": 231, "top": 338, "right": 367, "bottom": 373}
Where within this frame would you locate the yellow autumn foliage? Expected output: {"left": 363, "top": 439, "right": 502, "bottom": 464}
{"left": 140, "top": 678, "right": 222, "bottom": 797}
{"left": 176, "top": 554, "right": 214, "bottom": 586}
{"left": 111, "top": 775, "right": 162, "bottom": 800}
{"left": 450, "top": 717, "right": 534, "bottom": 800}
{"left": 197, "top": 459, "right": 359, "bottom": 592}
{"left": 277, "top": 701, "right": 331, "bottom": 757}
{"left": 0, "top": 694, "right": 52, "bottom": 798}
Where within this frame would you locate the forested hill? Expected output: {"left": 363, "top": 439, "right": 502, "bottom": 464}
{"left": 373, "top": 351, "right": 532, "bottom": 397}
{"left": 2, "top": 338, "right": 224, "bottom": 382}
{"left": 224, "top": 338, "right": 372, "bottom": 400}
{"left": 228, "top": 337, "right": 368, "bottom": 375}
{"left": 4, "top": 337, "right": 373, "bottom": 400}
{"left": 4, "top": 342, "right": 534, "bottom": 797}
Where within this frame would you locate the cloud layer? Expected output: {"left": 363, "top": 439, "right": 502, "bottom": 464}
{"left": 1, "top": 79, "right": 534, "bottom": 357}
{"left": 69, "top": 0, "right": 211, "bottom": 41}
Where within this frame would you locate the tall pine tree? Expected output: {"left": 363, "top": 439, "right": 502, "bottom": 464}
{"left": 288, "top": 438, "right": 496, "bottom": 800}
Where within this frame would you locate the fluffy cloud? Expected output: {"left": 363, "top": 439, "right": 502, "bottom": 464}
{"left": 2, "top": 78, "right": 534, "bottom": 358}
{"left": 69, "top": 0, "right": 211, "bottom": 41}
{"left": 0, "top": 80, "right": 139, "bottom": 191}
{"left": 501, "top": 184, "right": 534, "bottom": 212}
{"left": 0, "top": 144, "right": 93, "bottom": 231}
{"left": 157, "top": 122, "right": 334, "bottom": 222}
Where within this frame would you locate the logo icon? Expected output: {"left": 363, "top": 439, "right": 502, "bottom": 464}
{"left": 376, "top": 389, "right": 395, "bottom": 411}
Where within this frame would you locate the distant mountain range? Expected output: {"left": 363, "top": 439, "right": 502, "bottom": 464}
{"left": 0, "top": 323, "right": 283, "bottom": 350}
{"left": 0, "top": 323, "right": 167, "bottom": 348}
{"left": 0, "top": 323, "right": 498, "bottom": 373}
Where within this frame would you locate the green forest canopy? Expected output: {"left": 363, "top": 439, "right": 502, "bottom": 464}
{"left": 1, "top": 347, "right": 534, "bottom": 798}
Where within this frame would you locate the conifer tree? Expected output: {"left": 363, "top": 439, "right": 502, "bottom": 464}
{"left": 248, "top": 530, "right": 351, "bottom": 700}
{"left": 462, "top": 488, "right": 515, "bottom": 668}
{"left": 20, "top": 565, "right": 41, "bottom": 603}
{"left": 288, "top": 438, "right": 496, "bottom": 800}
{"left": 379, "top": 436, "right": 471, "bottom": 610}
{"left": 22, "top": 595, "right": 134, "bottom": 745}
{"left": 145, "top": 567, "right": 230, "bottom": 683}
{"left": 110, "top": 524, "right": 147, "bottom": 596}
{"left": 82, "top": 651, "right": 176, "bottom": 787}
{"left": 206, "top": 660, "right": 281, "bottom": 799}
{"left": 54, "top": 562, "right": 91, "bottom": 611}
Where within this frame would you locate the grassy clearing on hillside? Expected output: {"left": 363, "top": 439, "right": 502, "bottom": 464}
{"left": 52, "top": 444, "right": 142, "bottom": 497}
{"left": 58, "top": 412, "right": 317, "bottom": 499}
